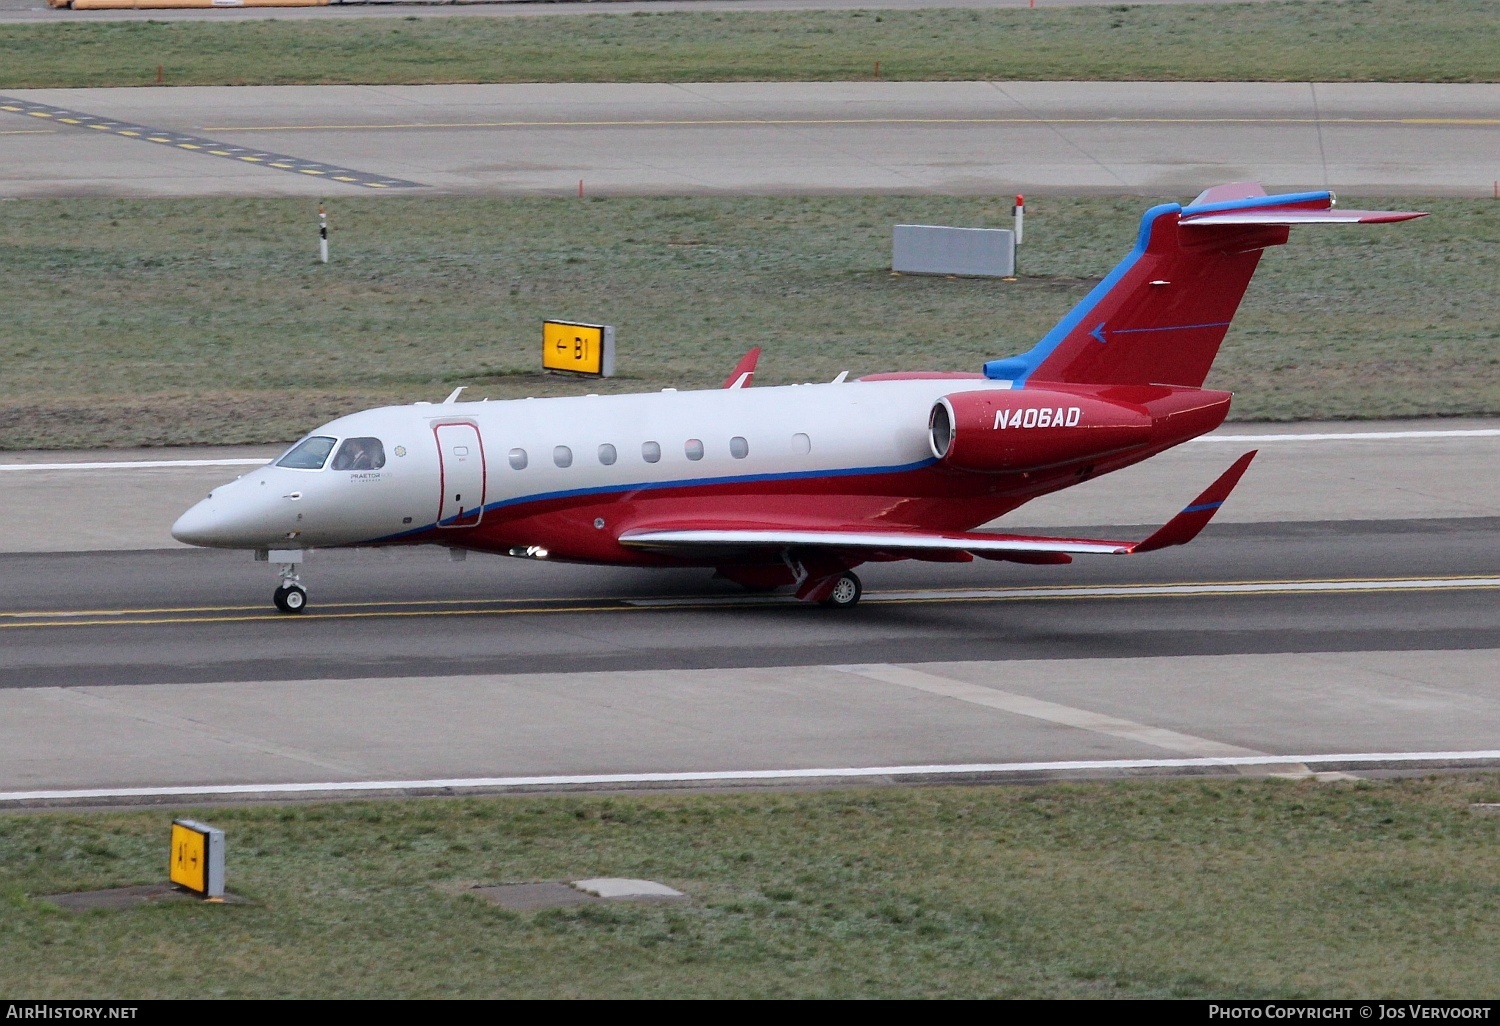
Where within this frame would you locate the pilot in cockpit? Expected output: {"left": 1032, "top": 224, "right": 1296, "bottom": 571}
{"left": 331, "top": 437, "right": 383, "bottom": 471}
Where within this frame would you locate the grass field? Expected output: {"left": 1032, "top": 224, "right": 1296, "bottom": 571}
{"left": 3, "top": 778, "right": 1499, "bottom": 998}
{"left": 1, "top": 0, "right": 1497, "bottom": 89}
{"left": 0, "top": 193, "right": 1494, "bottom": 451}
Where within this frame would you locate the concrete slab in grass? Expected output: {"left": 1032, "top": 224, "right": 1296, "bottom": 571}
{"left": 472, "top": 878, "right": 685, "bottom": 910}
{"left": 572, "top": 878, "right": 684, "bottom": 900}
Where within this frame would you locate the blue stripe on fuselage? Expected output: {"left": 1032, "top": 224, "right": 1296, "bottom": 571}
{"left": 369, "top": 457, "right": 940, "bottom": 543}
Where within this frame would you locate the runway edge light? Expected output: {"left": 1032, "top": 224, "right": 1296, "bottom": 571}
{"left": 170, "top": 819, "right": 225, "bottom": 900}
{"left": 543, "top": 320, "right": 616, "bottom": 377}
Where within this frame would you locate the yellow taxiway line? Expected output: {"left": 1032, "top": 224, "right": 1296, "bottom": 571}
{"left": 1, "top": 575, "right": 1496, "bottom": 630}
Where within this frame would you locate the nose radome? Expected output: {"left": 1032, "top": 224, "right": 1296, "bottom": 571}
{"left": 172, "top": 497, "right": 229, "bottom": 547}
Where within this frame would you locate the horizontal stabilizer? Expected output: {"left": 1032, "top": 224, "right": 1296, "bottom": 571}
{"left": 619, "top": 452, "right": 1256, "bottom": 561}
{"left": 1180, "top": 209, "right": 1426, "bottom": 227}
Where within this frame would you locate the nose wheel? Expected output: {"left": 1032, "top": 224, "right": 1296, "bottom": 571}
{"left": 273, "top": 583, "right": 308, "bottom": 614}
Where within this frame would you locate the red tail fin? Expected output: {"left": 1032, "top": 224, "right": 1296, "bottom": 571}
{"left": 984, "top": 186, "right": 1425, "bottom": 389}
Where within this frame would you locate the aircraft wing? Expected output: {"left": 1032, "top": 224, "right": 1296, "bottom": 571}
{"left": 619, "top": 452, "right": 1256, "bottom": 562}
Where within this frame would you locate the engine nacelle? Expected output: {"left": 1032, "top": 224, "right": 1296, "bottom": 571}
{"left": 928, "top": 388, "right": 1154, "bottom": 472}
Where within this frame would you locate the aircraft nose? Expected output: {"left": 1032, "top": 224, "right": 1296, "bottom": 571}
{"left": 172, "top": 496, "right": 230, "bottom": 547}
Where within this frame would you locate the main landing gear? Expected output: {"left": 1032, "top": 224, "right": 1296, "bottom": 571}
{"left": 819, "top": 571, "right": 863, "bottom": 609}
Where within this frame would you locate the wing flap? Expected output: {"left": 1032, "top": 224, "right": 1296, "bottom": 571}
{"left": 619, "top": 527, "right": 1128, "bottom": 557}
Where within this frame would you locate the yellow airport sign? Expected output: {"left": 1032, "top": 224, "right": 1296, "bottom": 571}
{"left": 169, "top": 819, "right": 225, "bottom": 898}
{"left": 543, "top": 320, "right": 616, "bottom": 377}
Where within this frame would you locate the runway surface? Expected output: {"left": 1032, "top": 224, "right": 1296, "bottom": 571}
{"left": 4, "top": 81, "right": 1495, "bottom": 197}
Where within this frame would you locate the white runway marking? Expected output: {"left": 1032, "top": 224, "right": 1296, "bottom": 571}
{"left": 3, "top": 751, "right": 1497, "bottom": 805}
{"left": 836, "top": 663, "right": 1263, "bottom": 757}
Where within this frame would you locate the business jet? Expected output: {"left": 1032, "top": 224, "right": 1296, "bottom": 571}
{"left": 172, "top": 184, "right": 1424, "bottom": 612}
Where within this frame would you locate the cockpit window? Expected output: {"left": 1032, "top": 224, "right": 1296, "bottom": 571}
{"left": 331, "top": 437, "right": 386, "bottom": 471}
{"left": 275, "top": 435, "right": 337, "bottom": 470}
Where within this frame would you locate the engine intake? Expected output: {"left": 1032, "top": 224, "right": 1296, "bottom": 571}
{"left": 929, "top": 388, "right": 1155, "bottom": 472}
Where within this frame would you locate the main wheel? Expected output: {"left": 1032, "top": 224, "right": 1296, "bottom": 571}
{"left": 821, "top": 571, "right": 862, "bottom": 609}
{"left": 273, "top": 584, "right": 308, "bottom": 614}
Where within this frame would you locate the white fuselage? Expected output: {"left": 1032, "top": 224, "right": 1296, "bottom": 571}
{"left": 172, "top": 377, "right": 1014, "bottom": 552}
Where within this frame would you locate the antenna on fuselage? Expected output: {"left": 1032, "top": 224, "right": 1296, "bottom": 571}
{"left": 443, "top": 386, "right": 466, "bottom": 404}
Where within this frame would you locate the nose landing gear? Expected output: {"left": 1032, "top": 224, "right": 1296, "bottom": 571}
{"left": 258, "top": 549, "right": 309, "bottom": 614}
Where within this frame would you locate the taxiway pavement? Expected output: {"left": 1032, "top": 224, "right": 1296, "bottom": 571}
{"left": 3, "top": 82, "right": 1495, "bottom": 197}
{"left": 2, "top": 516, "right": 1497, "bottom": 686}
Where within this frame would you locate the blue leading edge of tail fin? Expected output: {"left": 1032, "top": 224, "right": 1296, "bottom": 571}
{"left": 984, "top": 201, "right": 1180, "bottom": 386}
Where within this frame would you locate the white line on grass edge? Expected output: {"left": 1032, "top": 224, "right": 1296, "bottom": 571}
{"left": 6, "top": 750, "right": 1499, "bottom": 804}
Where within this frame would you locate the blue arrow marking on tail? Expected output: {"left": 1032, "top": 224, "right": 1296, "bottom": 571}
{"left": 1090, "top": 323, "right": 1108, "bottom": 345}
{"left": 1109, "top": 321, "right": 1233, "bottom": 336}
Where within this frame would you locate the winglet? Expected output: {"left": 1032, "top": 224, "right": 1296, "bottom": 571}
{"left": 724, "top": 347, "right": 762, "bottom": 389}
{"left": 1131, "top": 450, "right": 1257, "bottom": 553}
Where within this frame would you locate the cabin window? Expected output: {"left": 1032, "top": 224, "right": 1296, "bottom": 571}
{"left": 792, "top": 432, "right": 811, "bottom": 455}
{"left": 642, "top": 441, "right": 662, "bottom": 464}
{"left": 275, "top": 435, "right": 336, "bottom": 470}
{"left": 730, "top": 436, "right": 749, "bottom": 459}
{"left": 508, "top": 448, "right": 528, "bottom": 470}
{"left": 685, "top": 438, "right": 704, "bottom": 461}
{"left": 553, "top": 445, "right": 573, "bottom": 468}
{"left": 331, "top": 437, "right": 386, "bottom": 471}
{"left": 598, "top": 443, "right": 617, "bottom": 466}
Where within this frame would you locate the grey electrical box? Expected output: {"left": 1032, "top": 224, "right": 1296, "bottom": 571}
{"left": 893, "top": 225, "right": 1015, "bottom": 278}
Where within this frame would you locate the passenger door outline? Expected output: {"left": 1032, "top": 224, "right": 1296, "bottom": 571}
{"left": 434, "top": 422, "right": 486, "bottom": 528}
